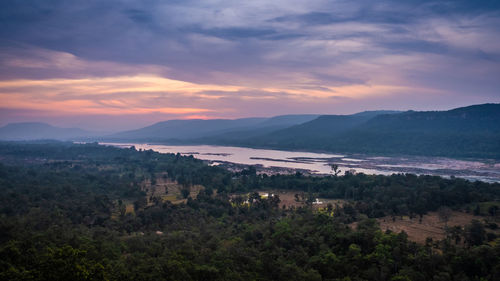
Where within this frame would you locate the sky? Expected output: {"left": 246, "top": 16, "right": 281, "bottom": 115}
{"left": 1, "top": 0, "right": 499, "bottom": 131}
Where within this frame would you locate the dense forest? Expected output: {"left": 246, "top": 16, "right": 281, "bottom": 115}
{"left": 1, "top": 141, "right": 500, "bottom": 280}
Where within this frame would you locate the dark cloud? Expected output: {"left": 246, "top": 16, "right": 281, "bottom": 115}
{"left": 379, "top": 40, "right": 450, "bottom": 55}
{"left": 124, "top": 9, "right": 154, "bottom": 24}
{"left": 272, "top": 10, "right": 415, "bottom": 26}
{"left": 0, "top": 0, "right": 499, "bottom": 129}
{"left": 188, "top": 26, "right": 277, "bottom": 40}
{"left": 272, "top": 1, "right": 500, "bottom": 26}
{"left": 1, "top": 0, "right": 497, "bottom": 74}
{"left": 310, "top": 73, "right": 366, "bottom": 87}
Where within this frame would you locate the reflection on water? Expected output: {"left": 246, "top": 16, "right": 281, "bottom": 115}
{"left": 102, "top": 143, "right": 500, "bottom": 182}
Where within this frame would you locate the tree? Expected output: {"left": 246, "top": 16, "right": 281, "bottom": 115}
{"left": 330, "top": 164, "right": 341, "bottom": 176}
{"left": 294, "top": 193, "right": 300, "bottom": 202}
{"left": 446, "top": 226, "right": 463, "bottom": 245}
{"left": 203, "top": 186, "right": 213, "bottom": 196}
{"left": 465, "top": 220, "right": 486, "bottom": 246}
{"left": 269, "top": 194, "right": 281, "bottom": 208}
{"left": 473, "top": 204, "right": 481, "bottom": 216}
{"left": 119, "top": 204, "right": 126, "bottom": 217}
{"left": 181, "top": 188, "right": 190, "bottom": 199}
{"left": 488, "top": 205, "right": 499, "bottom": 216}
{"left": 438, "top": 206, "right": 452, "bottom": 227}
{"left": 134, "top": 197, "right": 147, "bottom": 211}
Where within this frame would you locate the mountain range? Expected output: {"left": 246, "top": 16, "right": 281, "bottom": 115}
{"left": 0, "top": 122, "right": 95, "bottom": 141}
{"left": 240, "top": 104, "right": 500, "bottom": 158}
{"left": 1, "top": 104, "right": 499, "bottom": 158}
{"left": 106, "top": 115, "right": 320, "bottom": 142}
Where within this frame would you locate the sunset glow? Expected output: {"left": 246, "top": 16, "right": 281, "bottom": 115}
{"left": 1, "top": 1, "right": 499, "bottom": 130}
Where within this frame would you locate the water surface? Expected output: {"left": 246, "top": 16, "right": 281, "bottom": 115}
{"left": 102, "top": 143, "right": 500, "bottom": 182}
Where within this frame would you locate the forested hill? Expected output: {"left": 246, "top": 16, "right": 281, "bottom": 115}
{"left": 239, "top": 104, "right": 500, "bottom": 159}
{"left": 360, "top": 103, "right": 500, "bottom": 133}
{"left": 104, "top": 115, "right": 319, "bottom": 142}
{"left": 247, "top": 112, "right": 392, "bottom": 143}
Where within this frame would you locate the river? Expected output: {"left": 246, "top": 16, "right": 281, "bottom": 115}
{"left": 102, "top": 143, "right": 500, "bottom": 182}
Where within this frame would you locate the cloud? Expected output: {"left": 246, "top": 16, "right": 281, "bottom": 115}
{"left": 0, "top": 45, "right": 169, "bottom": 80}
{"left": 189, "top": 26, "right": 278, "bottom": 40}
{"left": 0, "top": 0, "right": 499, "bottom": 130}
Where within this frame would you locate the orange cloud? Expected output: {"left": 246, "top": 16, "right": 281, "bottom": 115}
{"left": 0, "top": 75, "right": 238, "bottom": 116}
{"left": 0, "top": 96, "right": 212, "bottom": 116}
{"left": 0, "top": 73, "right": 442, "bottom": 118}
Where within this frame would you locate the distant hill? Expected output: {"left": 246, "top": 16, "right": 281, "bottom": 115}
{"left": 106, "top": 118, "right": 266, "bottom": 141}
{"left": 95, "top": 104, "right": 500, "bottom": 158}
{"left": 246, "top": 104, "right": 500, "bottom": 158}
{"left": 351, "top": 110, "right": 402, "bottom": 118}
{"left": 224, "top": 110, "right": 400, "bottom": 146}
{"left": 192, "top": 115, "right": 320, "bottom": 144}
{"left": 255, "top": 114, "right": 320, "bottom": 127}
{"left": 104, "top": 115, "right": 319, "bottom": 142}
{"left": 359, "top": 104, "right": 500, "bottom": 133}
{"left": 264, "top": 114, "right": 379, "bottom": 140}
{"left": 0, "top": 122, "right": 94, "bottom": 141}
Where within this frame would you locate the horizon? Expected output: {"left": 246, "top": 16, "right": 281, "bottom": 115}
{"left": 1, "top": 1, "right": 500, "bottom": 131}
{"left": 2, "top": 103, "right": 498, "bottom": 132}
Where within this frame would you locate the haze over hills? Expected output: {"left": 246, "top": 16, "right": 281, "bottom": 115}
{"left": 240, "top": 104, "right": 500, "bottom": 158}
{"left": 246, "top": 111, "right": 401, "bottom": 144}
{"left": 0, "top": 122, "right": 97, "bottom": 141}
{"left": 104, "top": 115, "right": 320, "bottom": 142}
{"left": 107, "top": 104, "right": 498, "bottom": 159}
{"left": 106, "top": 118, "right": 265, "bottom": 141}
{"left": 193, "top": 111, "right": 396, "bottom": 146}
{"left": 0, "top": 115, "right": 321, "bottom": 143}
{"left": 2, "top": 104, "right": 500, "bottom": 158}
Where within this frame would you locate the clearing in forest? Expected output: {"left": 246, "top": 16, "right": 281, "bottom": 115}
{"left": 376, "top": 211, "right": 486, "bottom": 244}
{"left": 142, "top": 174, "right": 204, "bottom": 204}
